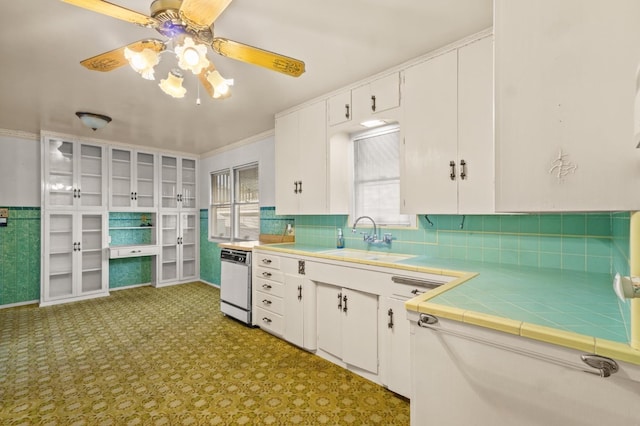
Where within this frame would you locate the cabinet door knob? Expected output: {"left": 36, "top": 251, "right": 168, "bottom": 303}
{"left": 262, "top": 299, "right": 272, "bottom": 305}
{"left": 262, "top": 271, "right": 272, "bottom": 278}
{"left": 388, "top": 308, "right": 394, "bottom": 329}
{"left": 262, "top": 283, "right": 272, "bottom": 290}
{"left": 343, "top": 295, "right": 348, "bottom": 312}
{"left": 345, "top": 103, "right": 350, "bottom": 119}
{"left": 298, "top": 181, "right": 303, "bottom": 194}
{"left": 294, "top": 181, "right": 298, "bottom": 194}
{"left": 337, "top": 292, "right": 342, "bottom": 310}
{"left": 262, "top": 317, "right": 272, "bottom": 324}
{"left": 262, "top": 258, "right": 272, "bottom": 264}
{"left": 297, "top": 285, "right": 302, "bottom": 301}
{"left": 371, "top": 95, "right": 377, "bottom": 112}
{"left": 449, "top": 160, "right": 456, "bottom": 181}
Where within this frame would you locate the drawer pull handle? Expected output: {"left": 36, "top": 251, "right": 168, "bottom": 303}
{"left": 262, "top": 299, "right": 272, "bottom": 305}
{"left": 262, "top": 317, "right": 272, "bottom": 324}
{"left": 262, "top": 258, "right": 272, "bottom": 264}
{"left": 262, "top": 271, "right": 272, "bottom": 278}
{"left": 262, "top": 284, "right": 272, "bottom": 290}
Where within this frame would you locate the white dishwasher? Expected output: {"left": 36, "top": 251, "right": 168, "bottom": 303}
{"left": 220, "top": 248, "right": 252, "bottom": 324}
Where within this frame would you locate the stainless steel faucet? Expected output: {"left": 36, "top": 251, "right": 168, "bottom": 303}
{"left": 352, "top": 216, "right": 393, "bottom": 245}
{"left": 352, "top": 215, "right": 377, "bottom": 242}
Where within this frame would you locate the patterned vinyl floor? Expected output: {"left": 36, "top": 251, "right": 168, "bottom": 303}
{"left": 0, "top": 282, "right": 409, "bottom": 425}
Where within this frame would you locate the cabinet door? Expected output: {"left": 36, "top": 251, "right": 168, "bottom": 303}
{"left": 135, "top": 151, "right": 156, "bottom": 209}
{"left": 457, "top": 36, "right": 494, "bottom": 214}
{"left": 283, "top": 273, "right": 304, "bottom": 347}
{"left": 402, "top": 50, "right": 458, "bottom": 213}
{"left": 342, "top": 288, "right": 378, "bottom": 374}
{"left": 180, "top": 212, "right": 197, "bottom": 280}
{"left": 78, "top": 143, "right": 106, "bottom": 209}
{"left": 274, "top": 111, "right": 300, "bottom": 215}
{"left": 181, "top": 158, "right": 197, "bottom": 209}
{"left": 161, "top": 156, "right": 179, "bottom": 209}
{"left": 316, "top": 283, "right": 342, "bottom": 359}
{"left": 384, "top": 297, "right": 411, "bottom": 398}
{"left": 45, "top": 140, "right": 75, "bottom": 209}
{"left": 327, "top": 90, "right": 352, "bottom": 126}
{"left": 495, "top": 0, "right": 640, "bottom": 211}
{"left": 79, "top": 213, "right": 105, "bottom": 294}
{"left": 44, "top": 212, "right": 74, "bottom": 300}
{"left": 298, "top": 101, "right": 327, "bottom": 214}
{"left": 44, "top": 140, "right": 105, "bottom": 210}
{"left": 160, "top": 213, "right": 179, "bottom": 282}
{"left": 352, "top": 73, "right": 400, "bottom": 121}
{"left": 110, "top": 148, "right": 134, "bottom": 209}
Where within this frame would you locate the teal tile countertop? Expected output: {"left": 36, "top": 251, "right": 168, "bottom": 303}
{"left": 256, "top": 243, "right": 629, "bottom": 346}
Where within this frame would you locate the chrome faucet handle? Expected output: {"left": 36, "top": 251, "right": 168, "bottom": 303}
{"left": 383, "top": 233, "right": 394, "bottom": 243}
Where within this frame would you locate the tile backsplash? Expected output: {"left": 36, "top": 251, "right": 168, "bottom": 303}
{"left": 292, "top": 211, "right": 630, "bottom": 276}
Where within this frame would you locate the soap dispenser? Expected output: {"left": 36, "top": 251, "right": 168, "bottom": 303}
{"left": 337, "top": 228, "right": 345, "bottom": 249}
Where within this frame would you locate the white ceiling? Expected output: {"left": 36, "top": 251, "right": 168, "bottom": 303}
{"left": 0, "top": 1, "right": 492, "bottom": 155}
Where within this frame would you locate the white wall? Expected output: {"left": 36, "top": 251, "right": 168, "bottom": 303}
{"left": 198, "top": 134, "right": 275, "bottom": 209}
{"left": 0, "top": 134, "right": 40, "bottom": 206}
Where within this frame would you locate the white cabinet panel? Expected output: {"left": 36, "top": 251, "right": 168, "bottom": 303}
{"left": 160, "top": 155, "right": 197, "bottom": 211}
{"left": 495, "top": 0, "right": 640, "bottom": 211}
{"left": 158, "top": 212, "right": 198, "bottom": 285}
{"left": 402, "top": 36, "right": 494, "bottom": 214}
{"left": 327, "top": 90, "right": 352, "bottom": 126}
{"left": 352, "top": 73, "right": 401, "bottom": 123}
{"left": 43, "top": 138, "right": 107, "bottom": 211}
{"left": 42, "top": 211, "right": 108, "bottom": 305}
{"left": 274, "top": 101, "right": 329, "bottom": 215}
{"left": 109, "top": 148, "right": 157, "bottom": 211}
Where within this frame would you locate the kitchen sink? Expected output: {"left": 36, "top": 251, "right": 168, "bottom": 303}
{"left": 319, "top": 249, "right": 415, "bottom": 262}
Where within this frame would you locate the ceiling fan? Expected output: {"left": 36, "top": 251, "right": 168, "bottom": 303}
{"left": 61, "top": 0, "right": 306, "bottom": 99}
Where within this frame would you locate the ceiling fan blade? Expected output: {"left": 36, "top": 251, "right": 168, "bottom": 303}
{"left": 80, "top": 39, "right": 166, "bottom": 72}
{"left": 212, "top": 38, "right": 305, "bottom": 77}
{"left": 61, "top": 0, "right": 159, "bottom": 27}
{"left": 180, "top": 0, "right": 233, "bottom": 30}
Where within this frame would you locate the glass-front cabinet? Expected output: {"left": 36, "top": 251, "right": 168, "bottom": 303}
{"left": 161, "top": 155, "right": 197, "bottom": 210}
{"left": 43, "top": 137, "right": 107, "bottom": 210}
{"left": 159, "top": 212, "right": 198, "bottom": 285}
{"left": 110, "top": 147, "right": 157, "bottom": 211}
{"left": 42, "top": 211, "right": 108, "bottom": 305}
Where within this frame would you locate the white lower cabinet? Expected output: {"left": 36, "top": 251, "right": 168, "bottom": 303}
{"left": 317, "top": 283, "right": 378, "bottom": 374}
{"left": 409, "top": 314, "right": 640, "bottom": 425}
{"left": 381, "top": 296, "right": 412, "bottom": 398}
{"left": 42, "top": 211, "right": 108, "bottom": 305}
{"left": 158, "top": 212, "right": 198, "bottom": 285}
{"left": 253, "top": 252, "right": 316, "bottom": 350}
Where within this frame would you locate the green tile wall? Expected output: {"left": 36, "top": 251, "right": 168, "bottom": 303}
{"left": 200, "top": 209, "right": 220, "bottom": 286}
{"left": 0, "top": 207, "right": 40, "bottom": 305}
{"left": 293, "top": 212, "right": 628, "bottom": 275}
{"left": 109, "top": 257, "right": 152, "bottom": 289}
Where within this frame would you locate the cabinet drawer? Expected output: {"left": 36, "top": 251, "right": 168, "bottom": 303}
{"left": 254, "top": 278, "right": 284, "bottom": 298}
{"left": 255, "top": 307, "right": 283, "bottom": 336}
{"left": 109, "top": 245, "right": 160, "bottom": 259}
{"left": 255, "top": 267, "right": 283, "bottom": 283}
{"left": 255, "top": 253, "right": 281, "bottom": 270}
{"left": 255, "top": 290, "right": 284, "bottom": 315}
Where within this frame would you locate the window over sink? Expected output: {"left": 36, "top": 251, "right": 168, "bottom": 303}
{"left": 352, "top": 125, "right": 413, "bottom": 227}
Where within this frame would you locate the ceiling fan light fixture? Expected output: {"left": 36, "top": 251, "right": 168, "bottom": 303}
{"left": 159, "top": 70, "right": 187, "bottom": 98}
{"left": 175, "top": 36, "right": 210, "bottom": 74}
{"left": 75, "top": 112, "right": 112, "bottom": 131}
{"left": 207, "top": 69, "right": 234, "bottom": 97}
{"left": 124, "top": 47, "right": 160, "bottom": 80}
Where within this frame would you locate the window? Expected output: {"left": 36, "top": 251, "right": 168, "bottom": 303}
{"left": 210, "top": 163, "right": 259, "bottom": 240}
{"left": 353, "top": 125, "right": 412, "bottom": 227}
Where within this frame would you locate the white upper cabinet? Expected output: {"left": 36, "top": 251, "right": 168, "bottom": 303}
{"left": 495, "top": 0, "right": 640, "bottom": 211}
{"left": 351, "top": 73, "right": 401, "bottom": 123}
{"left": 43, "top": 137, "right": 107, "bottom": 211}
{"left": 275, "top": 100, "right": 329, "bottom": 215}
{"left": 327, "top": 90, "right": 353, "bottom": 127}
{"left": 160, "top": 155, "right": 197, "bottom": 211}
{"left": 401, "top": 36, "right": 494, "bottom": 214}
{"left": 109, "top": 147, "right": 157, "bottom": 211}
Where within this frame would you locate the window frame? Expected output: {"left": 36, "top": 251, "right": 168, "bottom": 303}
{"left": 351, "top": 124, "right": 415, "bottom": 229}
{"left": 209, "top": 162, "right": 259, "bottom": 242}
